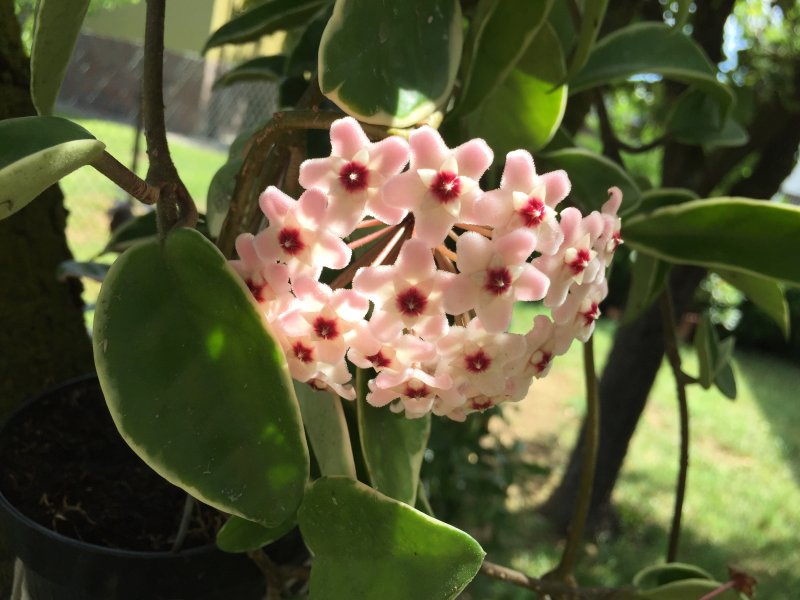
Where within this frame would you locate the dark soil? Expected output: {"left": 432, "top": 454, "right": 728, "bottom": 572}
{"left": 0, "top": 378, "right": 224, "bottom": 551}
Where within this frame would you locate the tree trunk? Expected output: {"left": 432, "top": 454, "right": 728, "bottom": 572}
{"left": 0, "top": 0, "right": 93, "bottom": 416}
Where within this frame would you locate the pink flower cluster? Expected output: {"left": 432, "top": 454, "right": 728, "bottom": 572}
{"left": 231, "top": 117, "right": 622, "bottom": 421}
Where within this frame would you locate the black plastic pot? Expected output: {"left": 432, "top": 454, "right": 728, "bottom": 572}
{"left": 0, "top": 376, "right": 266, "bottom": 600}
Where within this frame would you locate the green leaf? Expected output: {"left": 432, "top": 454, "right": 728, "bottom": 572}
{"left": 94, "top": 228, "right": 309, "bottom": 526}
{"left": 537, "top": 147, "right": 641, "bottom": 215}
{"left": 216, "top": 514, "right": 296, "bottom": 553}
{"left": 633, "top": 562, "right": 714, "bottom": 589}
{"left": 30, "top": 0, "right": 90, "bottom": 115}
{"left": 694, "top": 312, "right": 716, "bottom": 389}
{"left": 467, "top": 22, "right": 567, "bottom": 155}
{"left": 667, "top": 89, "right": 748, "bottom": 148}
{"left": 318, "top": 0, "right": 462, "bottom": 127}
{"left": 213, "top": 56, "right": 287, "bottom": 90}
{"left": 715, "top": 361, "right": 737, "bottom": 400}
{"left": 673, "top": 0, "right": 691, "bottom": 31}
{"left": 204, "top": 0, "right": 328, "bottom": 52}
{"left": 102, "top": 211, "right": 211, "bottom": 253}
{"left": 639, "top": 578, "right": 747, "bottom": 600}
{"left": 206, "top": 159, "right": 243, "bottom": 239}
{"left": 570, "top": 22, "right": 733, "bottom": 118}
{"left": 622, "top": 253, "right": 671, "bottom": 325}
{"left": 287, "top": 6, "right": 332, "bottom": 76}
{"left": 296, "top": 381, "right": 356, "bottom": 479}
{"left": 298, "top": 477, "right": 485, "bottom": 600}
{"left": 715, "top": 269, "right": 789, "bottom": 339}
{"left": 455, "top": 0, "right": 553, "bottom": 116}
{"left": 564, "top": 0, "right": 610, "bottom": 82}
{"left": 57, "top": 260, "right": 110, "bottom": 283}
{"left": 0, "top": 116, "right": 105, "bottom": 220}
{"left": 623, "top": 198, "right": 800, "bottom": 285}
{"left": 357, "top": 371, "right": 430, "bottom": 505}
{"left": 636, "top": 188, "right": 698, "bottom": 216}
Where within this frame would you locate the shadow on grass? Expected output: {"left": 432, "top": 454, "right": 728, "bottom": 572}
{"left": 734, "top": 350, "right": 800, "bottom": 487}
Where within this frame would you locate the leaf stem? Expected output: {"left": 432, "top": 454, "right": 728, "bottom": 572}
{"left": 170, "top": 494, "right": 195, "bottom": 553}
{"left": 658, "top": 289, "right": 690, "bottom": 563}
{"left": 91, "top": 151, "right": 159, "bottom": 205}
{"left": 480, "top": 560, "right": 635, "bottom": 599}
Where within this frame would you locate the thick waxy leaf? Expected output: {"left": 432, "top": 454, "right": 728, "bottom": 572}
{"left": 564, "top": 0, "right": 609, "bottom": 82}
{"left": 216, "top": 514, "right": 296, "bottom": 553}
{"left": 204, "top": 0, "right": 328, "bottom": 52}
{"left": 639, "top": 578, "right": 747, "bottom": 600}
{"left": 636, "top": 188, "right": 698, "bottom": 216}
{"left": 623, "top": 198, "right": 800, "bottom": 285}
{"left": 0, "top": 116, "right": 105, "bottom": 220}
{"left": 213, "top": 56, "right": 287, "bottom": 90}
{"left": 455, "top": 0, "right": 553, "bottom": 116}
{"left": 94, "top": 228, "right": 309, "bottom": 526}
{"left": 31, "top": 0, "right": 90, "bottom": 115}
{"left": 102, "top": 211, "right": 211, "bottom": 253}
{"left": 206, "top": 159, "right": 243, "bottom": 238}
{"left": 715, "top": 269, "right": 789, "bottom": 338}
{"left": 357, "top": 371, "right": 430, "bottom": 505}
{"left": 57, "top": 260, "right": 110, "bottom": 283}
{"left": 298, "top": 477, "right": 485, "bottom": 600}
{"left": 694, "top": 312, "right": 736, "bottom": 399}
{"left": 537, "top": 148, "right": 641, "bottom": 215}
{"left": 296, "top": 382, "right": 356, "bottom": 478}
{"left": 468, "top": 23, "right": 567, "bottom": 155}
{"left": 570, "top": 23, "right": 733, "bottom": 117}
{"left": 287, "top": 7, "right": 332, "bottom": 76}
{"left": 633, "top": 563, "right": 714, "bottom": 589}
{"left": 667, "top": 89, "right": 747, "bottom": 148}
{"left": 622, "top": 253, "right": 670, "bottom": 325}
{"left": 715, "top": 361, "right": 737, "bottom": 400}
{"left": 318, "top": 0, "right": 462, "bottom": 127}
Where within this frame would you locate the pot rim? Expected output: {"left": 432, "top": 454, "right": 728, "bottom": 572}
{"left": 0, "top": 373, "right": 221, "bottom": 560}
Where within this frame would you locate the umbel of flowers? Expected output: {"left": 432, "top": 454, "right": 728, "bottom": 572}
{"left": 231, "top": 118, "right": 622, "bottom": 421}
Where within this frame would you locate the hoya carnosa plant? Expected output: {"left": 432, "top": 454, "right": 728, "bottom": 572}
{"left": 230, "top": 117, "right": 623, "bottom": 421}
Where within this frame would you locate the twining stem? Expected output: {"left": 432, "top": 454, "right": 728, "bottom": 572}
{"left": 658, "top": 289, "right": 690, "bottom": 563}
{"left": 91, "top": 151, "right": 160, "bottom": 205}
{"left": 480, "top": 560, "right": 635, "bottom": 599}
{"left": 546, "top": 335, "right": 600, "bottom": 589}
{"left": 142, "top": 0, "right": 196, "bottom": 236}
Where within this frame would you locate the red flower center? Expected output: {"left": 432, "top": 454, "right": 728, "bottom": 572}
{"left": 469, "top": 397, "right": 493, "bottom": 411}
{"left": 484, "top": 267, "right": 513, "bottom": 296}
{"left": 610, "top": 231, "right": 622, "bottom": 252}
{"left": 278, "top": 227, "right": 305, "bottom": 256}
{"left": 395, "top": 287, "right": 428, "bottom": 316}
{"left": 366, "top": 350, "right": 392, "bottom": 369}
{"left": 246, "top": 278, "right": 266, "bottom": 303}
{"left": 403, "top": 382, "right": 430, "bottom": 399}
{"left": 429, "top": 171, "right": 461, "bottom": 203}
{"left": 567, "top": 248, "right": 591, "bottom": 274}
{"left": 313, "top": 316, "right": 339, "bottom": 340}
{"left": 292, "top": 341, "right": 314, "bottom": 363}
{"left": 339, "top": 161, "right": 369, "bottom": 193}
{"left": 519, "top": 196, "right": 546, "bottom": 227}
{"left": 581, "top": 302, "right": 600, "bottom": 326}
{"left": 533, "top": 351, "right": 552, "bottom": 374}
{"left": 465, "top": 349, "right": 492, "bottom": 373}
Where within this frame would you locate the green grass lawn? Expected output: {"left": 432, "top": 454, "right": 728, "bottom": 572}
{"left": 58, "top": 118, "right": 799, "bottom": 599}
{"left": 462, "top": 306, "right": 800, "bottom": 599}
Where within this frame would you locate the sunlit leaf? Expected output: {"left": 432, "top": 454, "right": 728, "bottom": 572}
{"left": 94, "top": 229, "right": 309, "bottom": 526}
{"left": 633, "top": 562, "right": 714, "bottom": 589}
{"left": 455, "top": 0, "right": 553, "bottom": 116}
{"left": 537, "top": 147, "right": 641, "bottom": 215}
{"left": 357, "top": 371, "right": 430, "bottom": 505}
{"left": 31, "top": 0, "right": 90, "bottom": 115}
{"left": 298, "top": 477, "right": 484, "bottom": 600}
{"left": 468, "top": 23, "right": 567, "bottom": 155}
{"left": 715, "top": 269, "right": 789, "bottom": 339}
{"left": 623, "top": 198, "right": 800, "bottom": 285}
{"left": 570, "top": 22, "right": 734, "bottom": 118}
{"left": 0, "top": 116, "right": 105, "bottom": 220}
{"left": 204, "top": 0, "right": 329, "bottom": 52}
{"left": 318, "top": 0, "right": 462, "bottom": 127}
